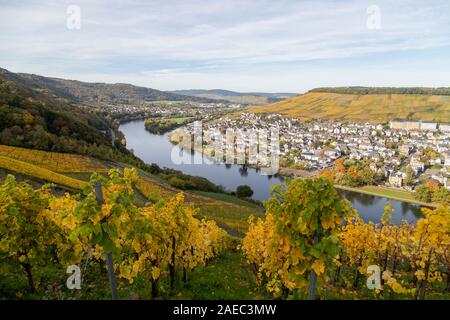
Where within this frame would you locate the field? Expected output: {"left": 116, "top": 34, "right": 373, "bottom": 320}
{"left": 248, "top": 92, "right": 450, "bottom": 123}
{"left": 133, "top": 175, "right": 262, "bottom": 235}
{"left": 136, "top": 175, "right": 178, "bottom": 201}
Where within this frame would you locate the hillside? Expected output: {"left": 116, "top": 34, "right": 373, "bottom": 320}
{"left": 171, "top": 89, "right": 297, "bottom": 105}
{"left": 247, "top": 91, "right": 450, "bottom": 123}
{"left": 0, "top": 68, "right": 218, "bottom": 105}
{"left": 310, "top": 86, "right": 450, "bottom": 95}
{"left": 0, "top": 68, "right": 157, "bottom": 168}
{"left": 0, "top": 145, "right": 262, "bottom": 236}
{"left": 0, "top": 69, "right": 110, "bottom": 149}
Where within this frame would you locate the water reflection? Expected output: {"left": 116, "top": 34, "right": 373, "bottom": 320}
{"left": 238, "top": 166, "right": 248, "bottom": 177}
{"left": 338, "top": 190, "right": 423, "bottom": 224}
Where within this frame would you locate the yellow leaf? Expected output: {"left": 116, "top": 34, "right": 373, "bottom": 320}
{"left": 312, "top": 260, "right": 325, "bottom": 275}
{"left": 151, "top": 267, "right": 160, "bottom": 280}
{"left": 415, "top": 270, "right": 426, "bottom": 280}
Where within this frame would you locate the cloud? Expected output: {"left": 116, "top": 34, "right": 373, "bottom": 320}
{"left": 0, "top": 0, "right": 449, "bottom": 91}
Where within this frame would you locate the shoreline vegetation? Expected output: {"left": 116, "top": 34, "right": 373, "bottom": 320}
{"left": 144, "top": 117, "right": 196, "bottom": 135}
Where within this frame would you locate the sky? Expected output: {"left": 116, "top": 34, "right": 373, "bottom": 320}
{"left": 1, "top": 0, "right": 450, "bottom": 93}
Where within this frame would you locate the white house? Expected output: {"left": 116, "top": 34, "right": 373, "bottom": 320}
{"left": 389, "top": 172, "right": 404, "bottom": 188}
{"left": 445, "top": 153, "right": 450, "bottom": 167}
{"left": 420, "top": 122, "right": 438, "bottom": 131}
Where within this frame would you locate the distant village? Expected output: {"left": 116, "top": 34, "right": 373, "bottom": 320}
{"left": 177, "top": 113, "right": 450, "bottom": 192}
{"left": 82, "top": 101, "right": 243, "bottom": 122}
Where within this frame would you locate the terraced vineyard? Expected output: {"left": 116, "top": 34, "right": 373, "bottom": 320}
{"left": 248, "top": 92, "right": 450, "bottom": 123}
{"left": 0, "top": 145, "right": 110, "bottom": 173}
{"left": 0, "top": 156, "right": 85, "bottom": 190}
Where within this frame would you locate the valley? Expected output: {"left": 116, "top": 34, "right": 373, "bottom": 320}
{"left": 0, "top": 68, "right": 449, "bottom": 301}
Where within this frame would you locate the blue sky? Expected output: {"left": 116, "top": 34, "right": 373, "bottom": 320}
{"left": 1, "top": 0, "right": 449, "bottom": 93}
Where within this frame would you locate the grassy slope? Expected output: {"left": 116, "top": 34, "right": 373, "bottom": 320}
{"left": 172, "top": 250, "right": 268, "bottom": 300}
{"left": 248, "top": 92, "right": 450, "bottom": 123}
{"left": 190, "top": 191, "right": 261, "bottom": 209}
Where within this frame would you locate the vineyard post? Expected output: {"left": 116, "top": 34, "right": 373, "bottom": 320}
{"left": 308, "top": 234, "right": 319, "bottom": 300}
{"left": 94, "top": 182, "right": 119, "bottom": 300}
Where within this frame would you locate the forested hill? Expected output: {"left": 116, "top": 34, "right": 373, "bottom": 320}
{"left": 0, "top": 68, "right": 218, "bottom": 105}
{"left": 309, "top": 86, "right": 450, "bottom": 96}
{"left": 0, "top": 68, "right": 137, "bottom": 162}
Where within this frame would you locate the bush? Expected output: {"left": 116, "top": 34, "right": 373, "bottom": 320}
{"left": 414, "top": 185, "right": 433, "bottom": 203}
{"left": 432, "top": 187, "right": 450, "bottom": 205}
{"left": 236, "top": 185, "right": 254, "bottom": 198}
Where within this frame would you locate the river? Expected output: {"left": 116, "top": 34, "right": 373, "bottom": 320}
{"left": 119, "top": 120, "right": 424, "bottom": 224}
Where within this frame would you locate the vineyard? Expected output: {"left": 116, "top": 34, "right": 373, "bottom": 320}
{"left": 1, "top": 160, "right": 449, "bottom": 300}
{"left": 135, "top": 174, "right": 264, "bottom": 235}
{"left": 241, "top": 178, "right": 450, "bottom": 299}
{"left": 0, "top": 145, "right": 110, "bottom": 173}
{"left": 136, "top": 175, "right": 178, "bottom": 202}
{"left": 247, "top": 91, "right": 450, "bottom": 123}
{"left": 0, "top": 169, "right": 230, "bottom": 299}
{"left": 0, "top": 145, "right": 263, "bottom": 240}
{"left": 0, "top": 156, "right": 85, "bottom": 190}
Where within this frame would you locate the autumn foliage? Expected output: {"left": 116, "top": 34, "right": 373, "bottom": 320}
{"left": 242, "top": 178, "right": 450, "bottom": 299}
{"left": 0, "top": 169, "right": 228, "bottom": 297}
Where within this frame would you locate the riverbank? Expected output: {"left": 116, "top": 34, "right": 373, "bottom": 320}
{"left": 119, "top": 120, "right": 426, "bottom": 223}
{"left": 334, "top": 185, "right": 438, "bottom": 208}
{"left": 145, "top": 117, "right": 196, "bottom": 134}
{"left": 276, "top": 165, "right": 437, "bottom": 208}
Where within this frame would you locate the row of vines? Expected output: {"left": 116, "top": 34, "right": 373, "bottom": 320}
{"left": 0, "top": 168, "right": 229, "bottom": 299}
{"left": 241, "top": 178, "right": 450, "bottom": 299}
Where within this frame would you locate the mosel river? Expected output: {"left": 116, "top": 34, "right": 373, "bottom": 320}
{"left": 119, "top": 120, "right": 424, "bottom": 224}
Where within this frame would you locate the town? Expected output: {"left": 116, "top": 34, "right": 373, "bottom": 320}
{"left": 172, "top": 113, "right": 450, "bottom": 196}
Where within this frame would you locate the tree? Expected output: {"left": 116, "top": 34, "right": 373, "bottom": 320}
{"left": 236, "top": 185, "right": 254, "bottom": 198}
{"left": 431, "top": 187, "right": 450, "bottom": 205}
{"left": 414, "top": 185, "right": 433, "bottom": 203}
{"left": 319, "top": 169, "right": 335, "bottom": 182}
{"left": 335, "top": 159, "right": 346, "bottom": 174}
{"left": 404, "top": 166, "right": 414, "bottom": 186}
